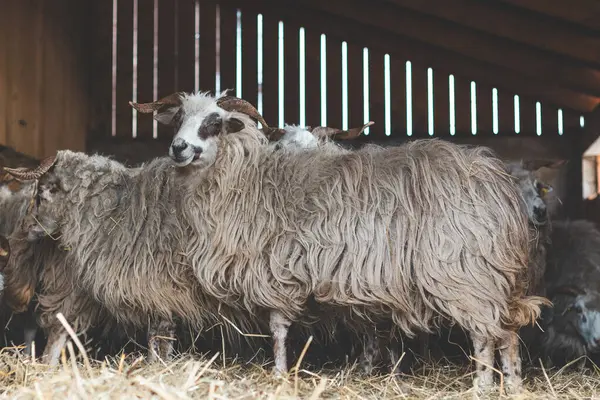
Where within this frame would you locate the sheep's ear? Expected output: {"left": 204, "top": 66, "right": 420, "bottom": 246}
{"left": 522, "top": 159, "right": 568, "bottom": 172}
{"left": 129, "top": 92, "right": 184, "bottom": 126}
{"left": 224, "top": 117, "right": 245, "bottom": 134}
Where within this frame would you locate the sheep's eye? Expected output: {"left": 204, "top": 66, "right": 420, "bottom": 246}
{"left": 573, "top": 305, "right": 583, "bottom": 314}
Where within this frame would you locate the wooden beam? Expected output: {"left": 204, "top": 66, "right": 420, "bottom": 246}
{"left": 293, "top": 0, "right": 600, "bottom": 98}
{"left": 384, "top": 0, "right": 600, "bottom": 66}
{"left": 233, "top": 0, "right": 599, "bottom": 113}
{"left": 498, "top": 0, "right": 600, "bottom": 32}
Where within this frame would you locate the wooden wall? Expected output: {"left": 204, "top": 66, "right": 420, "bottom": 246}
{"left": 0, "top": 0, "right": 90, "bottom": 159}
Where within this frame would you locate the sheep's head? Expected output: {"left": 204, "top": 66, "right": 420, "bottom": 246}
{"left": 505, "top": 159, "right": 566, "bottom": 226}
{"left": 271, "top": 122, "right": 374, "bottom": 151}
{"left": 546, "top": 286, "right": 600, "bottom": 354}
{"left": 131, "top": 91, "right": 268, "bottom": 167}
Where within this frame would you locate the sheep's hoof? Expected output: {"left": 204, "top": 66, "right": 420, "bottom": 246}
{"left": 503, "top": 376, "right": 523, "bottom": 396}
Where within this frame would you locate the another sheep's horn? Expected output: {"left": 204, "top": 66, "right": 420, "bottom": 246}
{"left": 129, "top": 92, "right": 184, "bottom": 114}
{"left": 3, "top": 155, "right": 57, "bottom": 181}
{"left": 0, "top": 235, "right": 9, "bottom": 261}
{"left": 312, "top": 121, "right": 374, "bottom": 140}
{"left": 216, "top": 96, "right": 270, "bottom": 129}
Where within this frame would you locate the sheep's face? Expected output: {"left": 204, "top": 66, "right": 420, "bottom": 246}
{"left": 550, "top": 291, "right": 600, "bottom": 353}
{"left": 275, "top": 126, "right": 319, "bottom": 151}
{"left": 506, "top": 160, "right": 565, "bottom": 226}
{"left": 23, "top": 172, "right": 63, "bottom": 241}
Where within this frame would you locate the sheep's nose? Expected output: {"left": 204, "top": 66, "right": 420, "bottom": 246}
{"left": 171, "top": 139, "right": 188, "bottom": 155}
{"left": 533, "top": 205, "right": 547, "bottom": 221}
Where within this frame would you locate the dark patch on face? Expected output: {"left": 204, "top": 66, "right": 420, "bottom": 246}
{"left": 171, "top": 108, "right": 185, "bottom": 131}
{"left": 224, "top": 117, "right": 245, "bottom": 133}
{"left": 198, "top": 112, "right": 223, "bottom": 139}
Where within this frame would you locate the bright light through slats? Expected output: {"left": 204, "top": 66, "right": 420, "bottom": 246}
{"left": 236, "top": 10, "right": 242, "bottom": 97}
{"left": 278, "top": 21, "right": 284, "bottom": 128}
{"left": 257, "top": 14, "right": 263, "bottom": 117}
{"left": 320, "top": 34, "right": 327, "bottom": 126}
{"left": 299, "top": 28, "right": 306, "bottom": 128}
{"left": 406, "top": 61, "right": 412, "bottom": 136}
{"left": 492, "top": 88, "right": 498, "bottom": 134}
{"left": 514, "top": 95, "right": 520, "bottom": 134}
{"left": 427, "top": 67, "right": 434, "bottom": 136}
{"left": 341, "top": 42, "right": 348, "bottom": 130}
{"left": 558, "top": 109, "right": 563, "bottom": 135}
{"left": 535, "top": 101, "right": 542, "bottom": 136}
{"left": 470, "top": 81, "right": 477, "bottom": 135}
{"left": 449, "top": 74, "right": 455, "bottom": 136}
{"left": 363, "top": 47, "right": 370, "bottom": 135}
{"left": 384, "top": 54, "right": 391, "bottom": 136}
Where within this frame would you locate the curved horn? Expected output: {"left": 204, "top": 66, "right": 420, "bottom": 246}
{"left": 129, "top": 92, "right": 184, "bottom": 114}
{"left": 3, "top": 155, "right": 57, "bottom": 181}
{"left": 261, "top": 127, "right": 287, "bottom": 141}
{"left": 0, "top": 235, "right": 9, "bottom": 260}
{"left": 216, "top": 96, "right": 270, "bottom": 129}
{"left": 312, "top": 121, "right": 374, "bottom": 140}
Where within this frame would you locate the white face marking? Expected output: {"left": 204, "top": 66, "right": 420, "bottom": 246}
{"left": 574, "top": 295, "right": 600, "bottom": 351}
{"left": 0, "top": 273, "right": 4, "bottom": 294}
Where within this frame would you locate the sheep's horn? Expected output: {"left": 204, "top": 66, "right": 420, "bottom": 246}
{"left": 0, "top": 235, "right": 9, "bottom": 260}
{"left": 261, "top": 127, "right": 287, "bottom": 141}
{"left": 216, "top": 96, "right": 270, "bottom": 129}
{"left": 129, "top": 92, "right": 184, "bottom": 114}
{"left": 311, "top": 121, "right": 374, "bottom": 140}
{"left": 3, "top": 155, "right": 57, "bottom": 181}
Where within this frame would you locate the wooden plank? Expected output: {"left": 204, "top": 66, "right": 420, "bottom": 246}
{"left": 453, "top": 76, "right": 472, "bottom": 137}
{"left": 368, "top": 50, "right": 385, "bottom": 137}
{"left": 136, "top": 0, "right": 155, "bottom": 139}
{"left": 219, "top": 2, "right": 237, "bottom": 94}
{"left": 239, "top": 0, "right": 599, "bottom": 113}
{"left": 261, "top": 15, "right": 279, "bottom": 126}
{"left": 157, "top": 0, "right": 176, "bottom": 138}
{"left": 542, "top": 104, "right": 560, "bottom": 137}
{"left": 563, "top": 109, "right": 583, "bottom": 134}
{"left": 293, "top": 0, "right": 600, "bottom": 98}
{"left": 240, "top": 8, "right": 258, "bottom": 107}
{"left": 199, "top": 0, "right": 216, "bottom": 93}
{"left": 283, "top": 22, "right": 300, "bottom": 125}
{"left": 0, "top": 2, "right": 11, "bottom": 145}
{"left": 517, "top": 97, "right": 537, "bottom": 136}
{"left": 390, "top": 57, "right": 406, "bottom": 137}
{"left": 433, "top": 68, "right": 450, "bottom": 137}
{"left": 346, "top": 43, "right": 363, "bottom": 129}
{"left": 177, "top": 0, "right": 196, "bottom": 93}
{"left": 88, "top": 0, "right": 114, "bottom": 142}
{"left": 410, "top": 64, "right": 428, "bottom": 137}
{"left": 116, "top": 0, "right": 134, "bottom": 138}
{"left": 304, "top": 29, "right": 321, "bottom": 128}
{"left": 385, "top": 0, "right": 600, "bottom": 65}
{"left": 326, "top": 37, "right": 342, "bottom": 128}
{"left": 497, "top": 89, "right": 515, "bottom": 135}
{"left": 499, "top": 0, "right": 600, "bottom": 32}
{"left": 476, "top": 83, "right": 494, "bottom": 136}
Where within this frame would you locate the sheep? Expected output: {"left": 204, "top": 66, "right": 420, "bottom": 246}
{"left": 32, "top": 91, "right": 550, "bottom": 393}
{"left": 539, "top": 219, "right": 600, "bottom": 366}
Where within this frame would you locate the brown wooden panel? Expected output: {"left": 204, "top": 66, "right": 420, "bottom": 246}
{"left": 326, "top": 37, "right": 343, "bottom": 128}
{"left": 347, "top": 43, "right": 363, "bottom": 129}
{"left": 177, "top": 0, "right": 196, "bottom": 93}
{"left": 542, "top": 104, "right": 560, "bottom": 137}
{"left": 219, "top": 2, "right": 237, "bottom": 94}
{"left": 304, "top": 29, "right": 321, "bottom": 128}
{"left": 453, "top": 76, "right": 472, "bottom": 137}
{"left": 136, "top": 0, "right": 155, "bottom": 139}
{"left": 240, "top": 8, "right": 258, "bottom": 106}
{"left": 116, "top": 0, "right": 134, "bottom": 137}
{"left": 89, "top": 0, "right": 114, "bottom": 141}
{"left": 0, "top": 2, "right": 12, "bottom": 145}
{"left": 368, "top": 50, "right": 385, "bottom": 138}
{"left": 433, "top": 69, "right": 450, "bottom": 137}
{"left": 518, "top": 97, "right": 537, "bottom": 136}
{"left": 563, "top": 109, "right": 583, "bottom": 134}
{"left": 476, "top": 83, "right": 494, "bottom": 136}
{"left": 386, "top": 0, "right": 600, "bottom": 65}
{"left": 157, "top": 0, "right": 176, "bottom": 138}
{"left": 497, "top": 89, "right": 515, "bottom": 135}
{"left": 199, "top": 1, "right": 216, "bottom": 93}
{"left": 284, "top": 22, "right": 300, "bottom": 125}
{"left": 241, "top": 0, "right": 598, "bottom": 113}
{"left": 390, "top": 57, "right": 406, "bottom": 137}
{"left": 411, "top": 64, "right": 428, "bottom": 137}
{"left": 499, "top": 0, "right": 600, "bottom": 32}
{"left": 261, "top": 15, "right": 279, "bottom": 126}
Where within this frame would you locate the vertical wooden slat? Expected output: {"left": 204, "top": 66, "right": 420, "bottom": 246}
{"left": 476, "top": 84, "right": 493, "bottom": 136}
{"left": 199, "top": 1, "right": 216, "bottom": 93}
{"left": 157, "top": 0, "right": 176, "bottom": 138}
{"left": 219, "top": 3, "right": 237, "bottom": 94}
{"left": 411, "top": 64, "right": 428, "bottom": 137}
{"left": 0, "top": 2, "right": 13, "bottom": 145}
{"left": 88, "top": 0, "right": 114, "bottom": 142}
{"left": 304, "top": 29, "right": 321, "bottom": 128}
{"left": 177, "top": 0, "right": 195, "bottom": 93}
{"left": 433, "top": 69, "right": 450, "bottom": 137}
{"left": 284, "top": 22, "right": 300, "bottom": 125}
{"left": 519, "top": 97, "right": 537, "bottom": 136}
{"left": 136, "top": 0, "right": 155, "bottom": 138}
{"left": 453, "top": 76, "right": 472, "bottom": 136}
{"left": 391, "top": 58, "right": 406, "bottom": 137}
{"left": 497, "top": 89, "right": 515, "bottom": 135}
{"left": 326, "top": 37, "right": 342, "bottom": 128}
{"left": 542, "top": 104, "right": 559, "bottom": 136}
{"left": 563, "top": 109, "right": 582, "bottom": 134}
{"left": 347, "top": 43, "right": 363, "bottom": 129}
{"left": 241, "top": 8, "right": 258, "bottom": 106}
{"left": 369, "top": 50, "right": 385, "bottom": 137}
{"left": 116, "top": 0, "right": 134, "bottom": 137}
{"left": 261, "top": 15, "right": 278, "bottom": 125}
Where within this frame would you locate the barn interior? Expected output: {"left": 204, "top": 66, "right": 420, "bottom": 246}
{"left": 2, "top": 0, "right": 600, "bottom": 374}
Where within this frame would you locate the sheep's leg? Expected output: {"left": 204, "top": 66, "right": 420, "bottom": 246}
{"left": 23, "top": 310, "right": 38, "bottom": 357}
{"left": 470, "top": 333, "right": 494, "bottom": 392}
{"left": 42, "top": 328, "right": 68, "bottom": 366}
{"left": 498, "top": 331, "right": 523, "bottom": 395}
{"left": 359, "top": 329, "right": 381, "bottom": 374}
{"left": 147, "top": 319, "right": 177, "bottom": 362}
{"left": 269, "top": 310, "right": 291, "bottom": 376}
